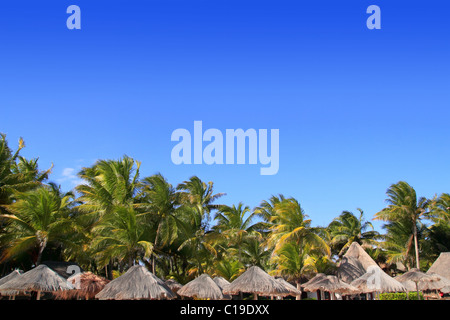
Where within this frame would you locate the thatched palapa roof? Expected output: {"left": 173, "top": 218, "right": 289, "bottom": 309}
{"left": 276, "top": 278, "right": 302, "bottom": 296}
{"left": 222, "top": 266, "right": 290, "bottom": 297}
{"left": 0, "top": 270, "right": 21, "bottom": 287}
{"left": 41, "top": 261, "right": 84, "bottom": 279}
{"left": 338, "top": 242, "right": 377, "bottom": 283}
{"left": 303, "top": 275, "right": 358, "bottom": 295}
{"left": 350, "top": 266, "right": 406, "bottom": 293}
{"left": 55, "top": 272, "right": 109, "bottom": 300}
{"left": 0, "top": 265, "right": 73, "bottom": 295}
{"left": 95, "top": 265, "right": 175, "bottom": 300}
{"left": 178, "top": 274, "right": 224, "bottom": 300}
{"left": 165, "top": 279, "right": 183, "bottom": 294}
{"left": 427, "top": 252, "right": 450, "bottom": 280}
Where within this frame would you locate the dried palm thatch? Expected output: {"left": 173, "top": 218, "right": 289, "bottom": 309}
{"left": 303, "top": 275, "right": 358, "bottom": 296}
{"left": 276, "top": 278, "right": 302, "bottom": 297}
{"left": 427, "top": 252, "right": 450, "bottom": 280}
{"left": 95, "top": 265, "right": 175, "bottom": 300}
{"left": 222, "top": 266, "right": 290, "bottom": 299}
{"left": 0, "top": 270, "right": 21, "bottom": 287}
{"left": 350, "top": 266, "right": 406, "bottom": 294}
{"left": 338, "top": 242, "right": 377, "bottom": 283}
{"left": 0, "top": 270, "right": 22, "bottom": 297}
{"left": 165, "top": 279, "right": 183, "bottom": 294}
{"left": 301, "top": 273, "right": 328, "bottom": 288}
{"left": 54, "top": 272, "right": 109, "bottom": 300}
{"left": 395, "top": 268, "right": 439, "bottom": 299}
{"left": 213, "top": 276, "right": 232, "bottom": 300}
{"left": 0, "top": 265, "right": 73, "bottom": 299}
{"left": 420, "top": 273, "right": 450, "bottom": 291}
{"left": 178, "top": 274, "right": 224, "bottom": 300}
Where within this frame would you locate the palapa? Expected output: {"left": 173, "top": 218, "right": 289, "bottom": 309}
{"left": 0, "top": 270, "right": 21, "bottom": 287}
{"left": 337, "top": 242, "right": 378, "bottom": 283}
{"left": 213, "top": 276, "right": 232, "bottom": 300}
{"left": 302, "top": 275, "right": 358, "bottom": 299}
{"left": 95, "top": 265, "right": 175, "bottom": 300}
{"left": 276, "top": 278, "right": 302, "bottom": 297}
{"left": 178, "top": 274, "right": 224, "bottom": 300}
{"left": 426, "top": 252, "right": 450, "bottom": 280}
{"left": 165, "top": 279, "right": 183, "bottom": 294}
{"left": 0, "top": 265, "right": 73, "bottom": 299}
{"left": 54, "top": 272, "right": 109, "bottom": 300}
{"left": 222, "top": 266, "right": 290, "bottom": 300}
{"left": 395, "top": 268, "right": 439, "bottom": 299}
{"left": 350, "top": 266, "right": 406, "bottom": 294}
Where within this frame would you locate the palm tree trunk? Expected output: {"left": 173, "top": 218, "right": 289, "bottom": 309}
{"left": 36, "top": 243, "right": 46, "bottom": 266}
{"left": 413, "top": 223, "right": 420, "bottom": 269}
{"left": 295, "top": 281, "right": 302, "bottom": 300}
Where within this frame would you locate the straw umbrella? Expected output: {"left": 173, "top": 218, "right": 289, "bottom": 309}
{"left": 178, "top": 274, "right": 224, "bottom": 300}
{"left": 301, "top": 273, "right": 328, "bottom": 300}
{"left": 0, "top": 265, "right": 73, "bottom": 300}
{"left": 303, "top": 275, "right": 358, "bottom": 300}
{"left": 222, "top": 266, "right": 290, "bottom": 300}
{"left": 350, "top": 266, "right": 406, "bottom": 299}
{"left": 0, "top": 270, "right": 21, "bottom": 287}
{"left": 165, "top": 279, "right": 183, "bottom": 295}
{"left": 395, "top": 268, "right": 439, "bottom": 300}
{"left": 213, "top": 276, "right": 232, "bottom": 300}
{"left": 95, "top": 265, "right": 175, "bottom": 300}
{"left": 426, "top": 252, "right": 450, "bottom": 280}
{"left": 0, "top": 270, "right": 22, "bottom": 299}
{"left": 55, "top": 272, "right": 109, "bottom": 300}
{"left": 276, "top": 278, "right": 302, "bottom": 298}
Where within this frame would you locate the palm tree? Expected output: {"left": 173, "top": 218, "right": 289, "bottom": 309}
{"left": 328, "top": 208, "right": 380, "bottom": 256}
{"left": 213, "top": 202, "right": 262, "bottom": 264}
{"left": 140, "top": 173, "right": 180, "bottom": 273}
{"left": 0, "top": 135, "right": 51, "bottom": 210}
{"left": 0, "top": 185, "right": 75, "bottom": 265}
{"left": 75, "top": 156, "right": 142, "bottom": 277}
{"left": 429, "top": 193, "right": 450, "bottom": 223}
{"left": 213, "top": 259, "right": 243, "bottom": 282}
{"left": 374, "top": 181, "right": 430, "bottom": 269}
{"left": 177, "top": 176, "right": 225, "bottom": 230}
{"left": 270, "top": 242, "right": 317, "bottom": 299}
{"left": 267, "top": 198, "right": 330, "bottom": 256}
{"left": 91, "top": 204, "right": 153, "bottom": 268}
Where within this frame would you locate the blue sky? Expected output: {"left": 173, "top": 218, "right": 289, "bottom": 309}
{"left": 1, "top": 1, "right": 449, "bottom": 231}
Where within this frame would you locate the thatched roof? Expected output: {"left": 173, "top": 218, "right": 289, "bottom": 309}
{"left": 213, "top": 276, "right": 230, "bottom": 289}
{"left": 41, "top": 261, "right": 84, "bottom": 279}
{"left": 427, "top": 252, "right": 450, "bottom": 280}
{"left": 301, "top": 273, "right": 328, "bottom": 288}
{"left": 338, "top": 242, "right": 377, "bottom": 283}
{"left": 395, "top": 268, "right": 438, "bottom": 283}
{"left": 350, "top": 266, "right": 406, "bottom": 293}
{"left": 276, "top": 278, "right": 302, "bottom": 296}
{"left": 418, "top": 273, "right": 450, "bottom": 291}
{"left": 165, "top": 279, "right": 183, "bottom": 293}
{"left": 0, "top": 265, "right": 73, "bottom": 294}
{"left": 95, "top": 265, "right": 175, "bottom": 300}
{"left": 178, "top": 274, "right": 224, "bottom": 300}
{"left": 55, "top": 272, "right": 110, "bottom": 300}
{"left": 303, "top": 275, "right": 358, "bottom": 294}
{"left": 0, "top": 270, "right": 21, "bottom": 286}
{"left": 222, "top": 266, "right": 290, "bottom": 296}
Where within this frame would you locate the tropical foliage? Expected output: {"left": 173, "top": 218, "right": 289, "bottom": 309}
{"left": 0, "top": 134, "right": 449, "bottom": 286}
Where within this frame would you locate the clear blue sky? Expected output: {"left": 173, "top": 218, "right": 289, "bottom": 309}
{"left": 1, "top": 1, "right": 449, "bottom": 231}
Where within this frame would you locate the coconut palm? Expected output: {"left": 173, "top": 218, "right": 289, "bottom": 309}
{"left": 267, "top": 198, "right": 330, "bottom": 256}
{"left": 0, "top": 185, "right": 75, "bottom": 265}
{"left": 429, "top": 193, "right": 450, "bottom": 223}
{"left": 177, "top": 176, "right": 225, "bottom": 229}
{"left": 374, "top": 181, "right": 430, "bottom": 269}
{"left": 328, "top": 208, "right": 380, "bottom": 256}
{"left": 91, "top": 204, "right": 153, "bottom": 268}
{"left": 270, "top": 242, "right": 317, "bottom": 299}
{"left": 213, "top": 259, "right": 244, "bottom": 282}
{"left": 0, "top": 135, "right": 51, "bottom": 210}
